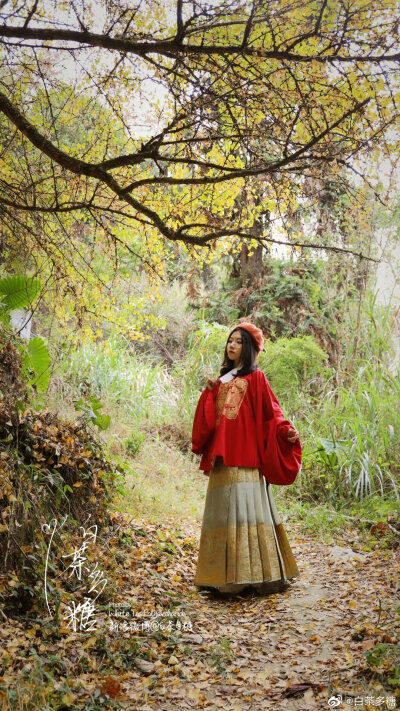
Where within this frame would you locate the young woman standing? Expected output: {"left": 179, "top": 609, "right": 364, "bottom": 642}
{"left": 191, "top": 322, "right": 301, "bottom": 594}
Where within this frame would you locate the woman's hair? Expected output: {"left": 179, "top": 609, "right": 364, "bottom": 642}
{"left": 220, "top": 327, "right": 260, "bottom": 377}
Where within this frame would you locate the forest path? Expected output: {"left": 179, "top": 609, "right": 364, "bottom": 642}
{"left": 2, "top": 515, "right": 399, "bottom": 710}
{"left": 100, "top": 515, "right": 399, "bottom": 711}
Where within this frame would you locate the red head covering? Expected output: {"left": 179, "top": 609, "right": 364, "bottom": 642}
{"left": 232, "top": 322, "right": 264, "bottom": 353}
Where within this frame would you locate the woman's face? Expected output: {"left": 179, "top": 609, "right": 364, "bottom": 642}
{"left": 227, "top": 330, "right": 243, "bottom": 367}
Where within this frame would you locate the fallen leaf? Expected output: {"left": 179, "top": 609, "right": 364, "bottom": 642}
{"left": 134, "top": 658, "right": 155, "bottom": 674}
{"left": 100, "top": 676, "right": 121, "bottom": 698}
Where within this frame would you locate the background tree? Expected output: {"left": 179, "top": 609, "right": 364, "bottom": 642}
{"left": 0, "top": 0, "right": 399, "bottom": 333}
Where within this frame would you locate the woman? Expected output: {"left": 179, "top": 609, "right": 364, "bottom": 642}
{"left": 191, "top": 322, "right": 301, "bottom": 595}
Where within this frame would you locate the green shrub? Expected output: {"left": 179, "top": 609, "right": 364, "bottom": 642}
{"left": 258, "top": 334, "right": 329, "bottom": 401}
{"left": 124, "top": 431, "right": 145, "bottom": 457}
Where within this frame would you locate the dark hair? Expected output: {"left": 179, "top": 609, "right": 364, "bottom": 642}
{"left": 220, "top": 327, "right": 259, "bottom": 378}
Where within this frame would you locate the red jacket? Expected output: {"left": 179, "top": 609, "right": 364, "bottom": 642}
{"left": 191, "top": 368, "right": 302, "bottom": 485}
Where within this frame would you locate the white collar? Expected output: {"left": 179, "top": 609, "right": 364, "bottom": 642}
{"left": 219, "top": 366, "right": 240, "bottom": 383}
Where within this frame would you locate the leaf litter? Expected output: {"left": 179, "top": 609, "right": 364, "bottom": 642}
{"left": 0, "top": 513, "right": 399, "bottom": 710}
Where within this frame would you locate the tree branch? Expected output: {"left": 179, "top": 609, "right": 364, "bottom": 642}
{"left": 0, "top": 88, "right": 373, "bottom": 252}
{"left": 0, "top": 25, "right": 399, "bottom": 63}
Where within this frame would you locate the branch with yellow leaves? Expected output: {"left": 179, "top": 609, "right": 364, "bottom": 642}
{"left": 0, "top": 89, "right": 375, "bottom": 259}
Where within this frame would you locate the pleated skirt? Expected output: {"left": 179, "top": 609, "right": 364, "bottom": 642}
{"left": 194, "top": 462, "right": 299, "bottom": 593}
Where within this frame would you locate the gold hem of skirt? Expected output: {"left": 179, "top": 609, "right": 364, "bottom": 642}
{"left": 194, "top": 463, "right": 299, "bottom": 591}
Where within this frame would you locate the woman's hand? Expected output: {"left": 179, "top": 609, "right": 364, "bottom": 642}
{"left": 206, "top": 377, "right": 220, "bottom": 390}
{"left": 286, "top": 428, "right": 300, "bottom": 443}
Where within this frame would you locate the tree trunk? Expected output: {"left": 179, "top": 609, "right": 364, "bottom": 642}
{"left": 240, "top": 220, "right": 263, "bottom": 287}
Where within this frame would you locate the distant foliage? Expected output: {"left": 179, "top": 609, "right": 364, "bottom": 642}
{"left": 200, "top": 258, "right": 345, "bottom": 359}
{"left": 258, "top": 335, "right": 328, "bottom": 400}
{"left": 183, "top": 320, "right": 228, "bottom": 392}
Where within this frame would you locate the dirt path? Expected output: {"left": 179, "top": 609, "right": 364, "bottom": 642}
{"left": 100, "top": 516, "right": 400, "bottom": 710}
{"left": 1, "top": 516, "right": 399, "bottom": 710}
{"left": 128, "top": 520, "right": 400, "bottom": 711}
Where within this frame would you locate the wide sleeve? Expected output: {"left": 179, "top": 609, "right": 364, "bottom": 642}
{"left": 253, "top": 370, "right": 302, "bottom": 486}
{"left": 191, "top": 384, "right": 219, "bottom": 455}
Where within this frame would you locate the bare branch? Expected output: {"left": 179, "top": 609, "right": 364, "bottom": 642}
{"left": 241, "top": 1, "right": 256, "bottom": 48}
{"left": 22, "top": 0, "right": 39, "bottom": 29}
{"left": 175, "top": 0, "right": 184, "bottom": 43}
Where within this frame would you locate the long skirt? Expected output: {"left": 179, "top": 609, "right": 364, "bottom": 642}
{"left": 194, "top": 462, "right": 299, "bottom": 593}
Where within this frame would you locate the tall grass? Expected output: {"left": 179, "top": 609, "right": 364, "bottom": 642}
{"left": 54, "top": 335, "right": 178, "bottom": 425}
{"left": 299, "top": 297, "right": 400, "bottom": 504}
{"left": 172, "top": 320, "right": 228, "bottom": 435}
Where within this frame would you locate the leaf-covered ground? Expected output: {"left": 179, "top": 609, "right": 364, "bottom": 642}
{"left": 1, "top": 515, "right": 399, "bottom": 711}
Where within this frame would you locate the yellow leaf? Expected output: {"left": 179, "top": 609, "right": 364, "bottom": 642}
{"left": 61, "top": 694, "right": 76, "bottom": 704}
{"left": 83, "top": 636, "right": 97, "bottom": 648}
{"left": 73, "top": 481, "right": 83, "bottom": 487}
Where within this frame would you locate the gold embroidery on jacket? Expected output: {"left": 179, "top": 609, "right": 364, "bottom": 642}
{"left": 215, "top": 379, "right": 248, "bottom": 426}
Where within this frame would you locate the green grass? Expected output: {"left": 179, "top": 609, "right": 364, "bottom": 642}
{"left": 283, "top": 495, "right": 400, "bottom": 548}
{"left": 113, "top": 438, "right": 206, "bottom": 522}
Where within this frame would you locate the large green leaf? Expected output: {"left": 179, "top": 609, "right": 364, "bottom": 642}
{"left": 25, "top": 337, "right": 51, "bottom": 392}
{"left": 93, "top": 413, "right": 111, "bottom": 431}
{"left": 73, "top": 396, "right": 111, "bottom": 430}
{"left": 0, "top": 276, "right": 42, "bottom": 310}
{"left": 317, "top": 437, "right": 339, "bottom": 455}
